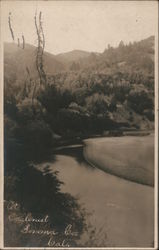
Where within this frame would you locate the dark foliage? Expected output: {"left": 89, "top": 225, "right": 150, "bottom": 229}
{"left": 127, "top": 90, "right": 153, "bottom": 114}
{"left": 4, "top": 137, "right": 86, "bottom": 247}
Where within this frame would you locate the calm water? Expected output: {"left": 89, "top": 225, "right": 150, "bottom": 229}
{"left": 36, "top": 137, "right": 154, "bottom": 247}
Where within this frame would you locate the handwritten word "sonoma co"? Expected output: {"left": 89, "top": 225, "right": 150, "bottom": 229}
{"left": 21, "top": 224, "right": 58, "bottom": 236}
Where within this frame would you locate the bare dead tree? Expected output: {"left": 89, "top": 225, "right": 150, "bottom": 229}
{"left": 8, "top": 13, "right": 14, "bottom": 41}
{"left": 26, "top": 66, "right": 36, "bottom": 113}
{"left": 39, "top": 11, "right": 45, "bottom": 55}
{"left": 35, "top": 12, "right": 42, "bottom": 84}
{"left": 8, "top": 11, "right": 46, "bottom": 113}
{"left": 22, "top": 34, "right": 25, "bottom": 49}
{"left": 17, "top": 38, "right": 20, "bottom": 47}
{"left": 8, "top": 12, "right": 26, "bottom": 50}
{"left": 34, "top": 11, "right": 47, "bottom": 86}
{"left": 26, "top": 67, "right": 35, "bottom": 99}
{"left": 26, "top": 67, "right": 32, "bottom": 90}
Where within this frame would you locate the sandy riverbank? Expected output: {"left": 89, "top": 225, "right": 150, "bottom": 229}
{"left": 83, "top": 134, "right": 154, "bottom": 186}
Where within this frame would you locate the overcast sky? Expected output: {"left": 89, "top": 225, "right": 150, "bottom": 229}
{"left": 1, "top": 1, "right": 158, "bottom": 55}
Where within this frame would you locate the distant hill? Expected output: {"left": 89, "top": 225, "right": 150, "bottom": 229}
{"left": 101, "top": 36, "right": 154, "bottom": 72}
{"left": 56, "top": 50, "right": 92, "bottom": 63}
{"left": 75, "top": 36, "right": 155, "bottom": 74}
{"left": 4, "top": 36, "right": 154, "bottom": 83}
{"left": 55, "top": 49, "right": 99, "bottom": 71}
{"left": 54, "top": 36, "right": 154, "bottom": 75}
{"left": 4, "top": 43, "right": 65, "bottom": 85}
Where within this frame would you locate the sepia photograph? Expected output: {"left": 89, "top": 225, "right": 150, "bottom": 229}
{"left": 0, "top": 0, "right": 158, "bottom": 248}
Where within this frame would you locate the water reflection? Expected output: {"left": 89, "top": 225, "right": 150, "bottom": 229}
{"left": 4, "top": 141, "right": 86, "bottom": 247}
{"left": 54, "top": 144, "right": 94, "bottom": 167}
{"left": 36, "top": 143, "right": 154, "bottom": 247}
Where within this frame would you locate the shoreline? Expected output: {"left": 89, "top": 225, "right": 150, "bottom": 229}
{"left": 53, "top": 129, "right": 154, "bottom": 149}
{"left": 83, "top": 134, "right": 154, "bottom": 187}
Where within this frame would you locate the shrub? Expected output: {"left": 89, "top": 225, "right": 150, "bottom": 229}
{"left": 127, "top": 90, "right": 153, "bottom": 114}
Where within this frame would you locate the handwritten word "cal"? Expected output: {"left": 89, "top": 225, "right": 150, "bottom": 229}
{"left": 48, "top": 237, "right": 70, "bottom": 247}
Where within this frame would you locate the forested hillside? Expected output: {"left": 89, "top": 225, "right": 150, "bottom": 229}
{"left": 4, "top": 35, "right": 155, "bottom": 247}
{"left": 4, "top": 36, "right": 154, "bottom": 153}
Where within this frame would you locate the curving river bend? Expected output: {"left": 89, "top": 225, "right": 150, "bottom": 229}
{"left": 36, "top": 135, "right": 154, "bottom": 247}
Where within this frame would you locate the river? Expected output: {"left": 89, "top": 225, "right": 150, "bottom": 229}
{"left": 36, "top": 136, "right": 154, "bottom": 247}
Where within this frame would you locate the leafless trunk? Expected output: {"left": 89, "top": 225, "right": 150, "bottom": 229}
{"left": 8, "top": 13, "right": 14, "bottom": 41}
{"left": 8, "top": 13, "right": 25, "bottom": 50}
{"left": 17, "top": 38, "right": 20, "bottom": 47}
{"left": 34, "top": 11, "right": 46, "bottom": 86}
{"left": 22, "top": 34, "right": 25, "bottom": 49}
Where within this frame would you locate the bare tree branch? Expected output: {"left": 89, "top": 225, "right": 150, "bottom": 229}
{"left": 8, "top": 13, "right": 14, "bottom": 41}
{"left": 17, "top": 38, "right": 20, "bottom": 47}
{"left": 22, "top": 34, "right": 25, "bottom": 49}
{"left": 34, "top": 12, "right": 42, "bottom": 85}
{"left": 34, "top": 11, "right": 47, "bottom": 86}
{"left": 39, "top": 11, "right": 45, "bottom": 55}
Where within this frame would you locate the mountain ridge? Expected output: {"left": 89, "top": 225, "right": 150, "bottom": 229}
{"left": 4, "top": 35, "right": 154, "bottom": 85}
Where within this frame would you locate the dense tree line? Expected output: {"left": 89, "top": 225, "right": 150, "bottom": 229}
{"left": 4, "top": 68, "right": 154, "bottom": 147}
